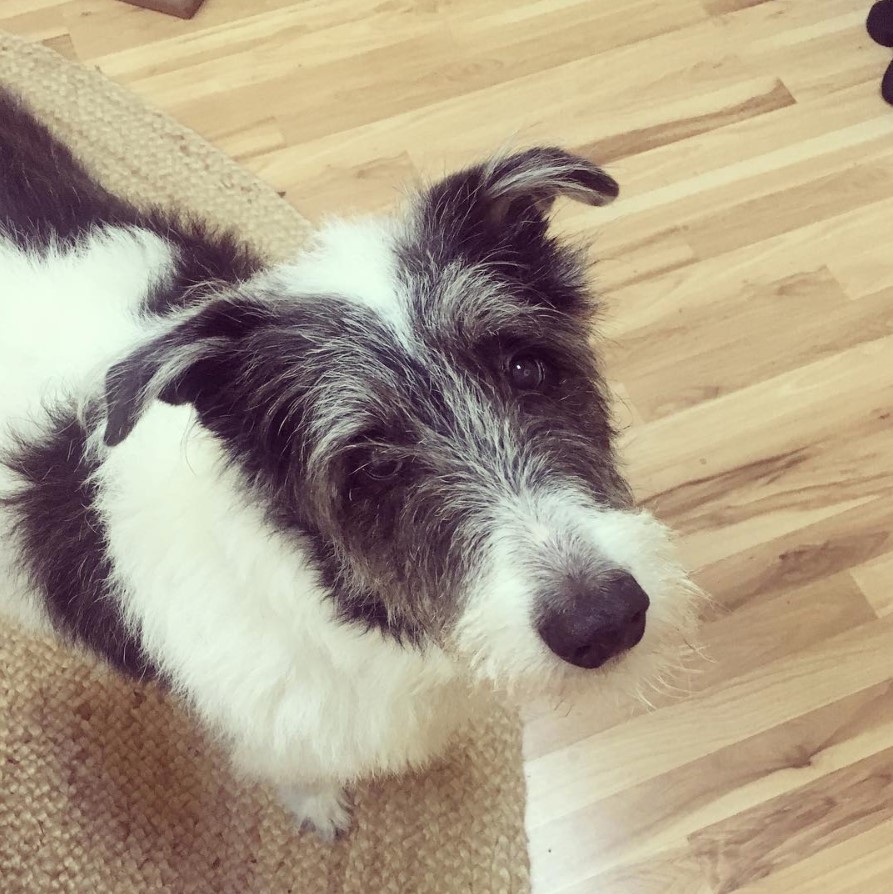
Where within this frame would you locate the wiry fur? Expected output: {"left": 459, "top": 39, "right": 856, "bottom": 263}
{"left": 0, "top": 88, "right": 700, "bottom": 837}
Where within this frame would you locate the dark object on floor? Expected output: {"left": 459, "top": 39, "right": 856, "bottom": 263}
{"left": 867, "top": 2, "right": 893, "bottom": 105}
{"left": 868, "top": 1, "right": 893, "bottom": 46}
{"left": 883, "top": 58, "right": 893, "bottom": 104}
{"left": 119, "top": 0, "right": 206, "bottom": 19}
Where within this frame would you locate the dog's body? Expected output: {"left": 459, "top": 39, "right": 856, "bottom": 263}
{"left": 0, "top": 90, "right": 698, "bottom": 836}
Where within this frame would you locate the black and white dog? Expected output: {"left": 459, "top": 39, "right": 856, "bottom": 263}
{"left": 0, "top": 89, "right": 698, "bottom": 837}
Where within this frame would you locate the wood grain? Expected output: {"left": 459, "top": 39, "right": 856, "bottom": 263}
{"left": 3, "top": 2, "right": 892, "bottom": 892}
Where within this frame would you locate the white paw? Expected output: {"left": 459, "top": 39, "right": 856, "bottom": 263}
{"left": 278, "top": 782, "right": 351, "bottom": 841}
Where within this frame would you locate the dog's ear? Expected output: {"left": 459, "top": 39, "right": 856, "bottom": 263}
{"left": 480, "top": 148, "right": 619, "bottom": 226}
{"left": 421, "top": 148, "right": 618, "bottom": 255}
{"left": 103, "top": 298, "right": 270, "bottom": 447}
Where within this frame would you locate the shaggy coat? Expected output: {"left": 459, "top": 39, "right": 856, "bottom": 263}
{"left": 0, "top": 88, "right": 697, "bottom": 837}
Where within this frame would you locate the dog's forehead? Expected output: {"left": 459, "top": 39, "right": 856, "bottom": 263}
{"left": 282, "top": 215, "right": 411, "bottom": 338}
{"left": 284, "top": 214, "right": 530, "bottom": 346}
{"left": 270, "top": 212, "right": 602, "bottom": 443}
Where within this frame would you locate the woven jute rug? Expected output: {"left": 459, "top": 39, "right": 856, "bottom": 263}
{"left": 0, "top": 32, "right": 531, "bottom": 894}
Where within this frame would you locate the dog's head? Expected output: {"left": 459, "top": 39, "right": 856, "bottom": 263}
{"left": 103, "top": 149, "right": 699, "bottom": 695}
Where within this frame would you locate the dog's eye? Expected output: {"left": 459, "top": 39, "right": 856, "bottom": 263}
{"left": 346, "top": 452, "right": 405, "bottom": 503}
{"left": 345, "top": 430, "right": 411, "bottom": 499}
{"left": 507, "top": 353, "right": 550, "bottom": 391}
{"left": 362, "top": 456, "right": 404, "bottom": 481}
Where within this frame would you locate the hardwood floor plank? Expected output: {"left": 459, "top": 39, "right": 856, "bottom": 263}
{"left": 851, "top": 552, "right": 893, "bottom": 620}
{"left": 681, "top": 155, "right": 893, "bottom": 261}
{"left": 607, "top": 269, "right": 893, "bottom": 422}
{"left": 524, "top": 572, "right": 875, "bottom": 760}
{"left": 526, "top": 617, "right": 893, "bottom": 827}
{"left": 551, "top": 845, "right": 711, "bottom": 894}
{"left": 690, "top": 746, "right": 893, "bottom": 893}
{"left": 732, "top": 818, "right": 893, "bottom": 893}
{"left": 531, "top": 681, "right": 893, "bottom": 891}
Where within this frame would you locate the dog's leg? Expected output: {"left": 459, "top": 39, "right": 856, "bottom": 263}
{"left": 277, "top": 780, "right": 351, "bottom": 841}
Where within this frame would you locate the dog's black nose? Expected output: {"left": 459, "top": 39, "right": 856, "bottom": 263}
{"left": 537, "top": 571, "right": 650, "bottom": 669}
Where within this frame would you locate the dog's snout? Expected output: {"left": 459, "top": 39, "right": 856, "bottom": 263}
{"left": 537, "top": 571, "right": 650, "bottom": 670}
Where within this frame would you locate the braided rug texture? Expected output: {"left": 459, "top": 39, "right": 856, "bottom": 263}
{"left": 0, "top": 31, "right": 531, "bottom": 894}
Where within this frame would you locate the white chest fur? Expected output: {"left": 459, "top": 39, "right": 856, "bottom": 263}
{"left": 96, "top": 405, "right": 473, "bottom": 784}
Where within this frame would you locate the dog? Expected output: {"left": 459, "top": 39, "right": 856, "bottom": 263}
{"left": 0, "top": 88, "right": 699, "bottom": 839}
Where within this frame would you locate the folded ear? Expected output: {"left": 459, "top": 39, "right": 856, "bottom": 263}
{"left": 421, "top": 147, "right": 618, "bottom": 245}
{"left": 481, "top": 147, "right": 619, "bottom": 225}
{"left": 103, "top": 298, "right": 270, "bottom": 447}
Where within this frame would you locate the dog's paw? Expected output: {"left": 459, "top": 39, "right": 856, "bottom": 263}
{"left": 278, "top": 782, "right": 351, "bottom": 842}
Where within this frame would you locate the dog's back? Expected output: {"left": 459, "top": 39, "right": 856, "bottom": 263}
{"left": 0, "top": 90, "right": 171, "bottom": 657}
{"left": 0, "top": 91, "right": 258, "bottom": 664}
{"left": 0, "top": 89, "right": 138, "bottom": 242}
{"left": 0, "top": 89, "right": 248, "bottom": 421}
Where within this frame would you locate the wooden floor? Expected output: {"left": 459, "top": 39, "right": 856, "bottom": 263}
{"left": 4, "top": 1, "right": 893, "bottom": 891}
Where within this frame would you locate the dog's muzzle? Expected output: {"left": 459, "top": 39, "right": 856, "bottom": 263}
{"left": 537, "top": 570, "right": 650, "bottom": 669}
